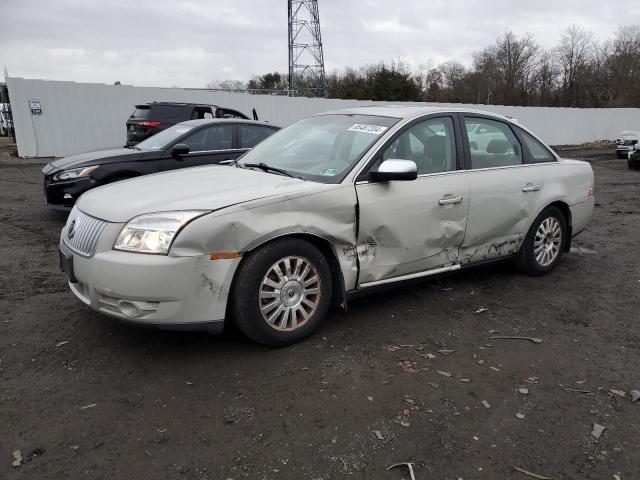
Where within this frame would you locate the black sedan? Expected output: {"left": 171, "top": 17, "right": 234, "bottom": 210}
{"left": 42, "top": 119, "right": 280, "bottom": 211}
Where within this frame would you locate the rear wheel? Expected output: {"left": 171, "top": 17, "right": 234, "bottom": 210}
{"left": 516, "top": 206, "right": 567, "bottom": 276}
{"left": 231, "top": 238, "right": 332, "bottom": 346}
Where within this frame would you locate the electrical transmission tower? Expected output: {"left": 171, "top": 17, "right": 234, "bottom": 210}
{"left": 288, "top": 0, "right": 326, "bottom": 97}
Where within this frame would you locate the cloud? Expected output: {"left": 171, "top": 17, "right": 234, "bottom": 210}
{"left": 0, "top": 0, "right": 638, "bottom": 87}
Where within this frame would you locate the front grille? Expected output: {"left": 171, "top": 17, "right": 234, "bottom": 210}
{"left": 63, "top": 208, "right": 109, "bottom": 257}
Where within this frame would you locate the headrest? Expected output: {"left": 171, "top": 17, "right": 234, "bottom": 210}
{"left": 486, "top": 139, "right": 510, "bottom": 154}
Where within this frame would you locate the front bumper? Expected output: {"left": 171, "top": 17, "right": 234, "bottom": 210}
{"left": 61, "top": 223, "right": 240, "bottom": 331}
{"left": 43, "top": 175, "right": 96, "bottom": 211}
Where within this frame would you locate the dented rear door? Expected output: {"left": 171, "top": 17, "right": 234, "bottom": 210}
{"left": 355, "top": 115, "right": 470, "bottom": 286}
{"left": 459, "top": 115, "right": 544, "bottom": 264}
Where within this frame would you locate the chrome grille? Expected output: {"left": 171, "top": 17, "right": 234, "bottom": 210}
{"left": 63, "top": 208, "right": 108, "bottom": 257}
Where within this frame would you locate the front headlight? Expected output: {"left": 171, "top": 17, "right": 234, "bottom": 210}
{"left": 114, "top": 210, "right": 208, "bottom": 255}
{"left": 53, "top": 165, "right": 99, "bottom": 181}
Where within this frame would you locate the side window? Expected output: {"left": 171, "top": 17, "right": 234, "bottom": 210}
{"left": 220, "top": 109, "right": 245, "bottom": 119}
{"left": 381, "top": 117, "right": 457, "bottom": 175}
{"left": 519, "top": 129, "right": 556, "bottom": 163}
{"left": 465, "top": 118, "right": 522, "bottom": 169}
{"left": 182, "top": 125, "right": 233, "bottom": 152}
{"left": 191, "top": 108, "right": 214, "bottom": 120}
{"left": 181, "top": 128, "right": 207, "bottom": 150}
{"left": 240, "top": 125, "right": 276, "bottom": 149}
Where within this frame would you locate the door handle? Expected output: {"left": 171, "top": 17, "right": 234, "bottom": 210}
{"left": 522, "top": 184, "right": 541, "bottom": 192}
{"left": 438, "top": 196, "right": 463, "bottom": 205}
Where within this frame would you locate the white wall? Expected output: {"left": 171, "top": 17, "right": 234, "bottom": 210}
{"left": 8, "top": 77, "right": 640, "bottom": 158}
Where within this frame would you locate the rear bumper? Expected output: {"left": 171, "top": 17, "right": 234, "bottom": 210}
{"left": 66, "top": 246, "right": 240, "bottom": 331}
{"left": 570, "top": 196, "right": 594, "bottom": 236}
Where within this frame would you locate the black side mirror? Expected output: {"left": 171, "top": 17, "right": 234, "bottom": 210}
{"left": 252, "top": 108, "right": 259, "bottom": 121}
{"left": 370, "top": 159, "right": 418, "bottom": 182}
{"left": 171, "top": 143, "right": 190, "bottom": 158}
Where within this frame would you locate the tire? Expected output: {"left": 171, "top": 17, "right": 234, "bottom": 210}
{"left": 516, "top": 206, "right": 567, "bottom": 276}
{"left": 230, "top": 238, "right": 332, "bottom": 346}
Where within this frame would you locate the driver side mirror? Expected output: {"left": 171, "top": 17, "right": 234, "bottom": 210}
{"left": 171, "top": 143, "right": 190, "bottom": 158}
{"left": 370, "top": 159, "right": 417, "bottom": 182}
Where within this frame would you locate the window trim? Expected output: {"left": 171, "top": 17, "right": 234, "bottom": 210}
{"left": 513, "top": 126, "right": 559, "bottom": 164}
{"left": 355, "top": 113, "right": 463, "bottom": 183}
{"left": 460, "top": 114, "right": 526, "bottom": 171}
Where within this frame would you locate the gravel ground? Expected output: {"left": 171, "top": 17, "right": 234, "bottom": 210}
{"left": 1, "top": 146, "right": 638, "bottom": 480}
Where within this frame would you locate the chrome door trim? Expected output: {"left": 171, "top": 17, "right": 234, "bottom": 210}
{"left": 184, "top": 148, "right": 237, "bottom": 156}
{"left": 359, "top": 264, "right": 461, "bottom": 288}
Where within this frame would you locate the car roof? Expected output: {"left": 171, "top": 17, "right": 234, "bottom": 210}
{"left": 317, "top": 105, "right": 516, "bottom": 123}
{"left": 179, "top": 118, "right": 279, "bottom": 128}
{"left": 136, "top": 102, "right": 219, "bottom": 108}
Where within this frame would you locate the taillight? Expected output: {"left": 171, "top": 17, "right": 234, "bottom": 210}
{"left": 137, "top": 121, "right": 162, "bottom": 128}
{"left": 587, "top": 186, "right": 594, "bottom": 197}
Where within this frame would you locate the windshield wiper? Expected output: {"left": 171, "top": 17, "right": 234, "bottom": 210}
{"left": 241, "top": 162, "right": 301, "bottom": 179}
{"left": 123, "top": 145, "right": 141, "bottom": 151}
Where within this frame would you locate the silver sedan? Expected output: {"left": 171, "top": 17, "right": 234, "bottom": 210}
{"left": 58, "top": 106, "right": 594, "bottom": 346}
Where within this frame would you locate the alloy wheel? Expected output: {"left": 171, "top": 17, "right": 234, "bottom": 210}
{"left": 534, "top": 216, "right": 562, "bottom": 267}
{"left": 258, "top": 256, "right": 321, "bottom": 331}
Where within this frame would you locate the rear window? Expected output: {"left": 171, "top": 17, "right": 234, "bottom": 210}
{"left": 131, "top": 105, "right": 183, "bottom": 120}
{"left": 131, "top": 107, "right": 151, "bottom": 119}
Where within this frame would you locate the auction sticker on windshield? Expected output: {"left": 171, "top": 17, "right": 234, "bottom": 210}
{"left": 348, "top": 124, "right": 388, "bottom": 135}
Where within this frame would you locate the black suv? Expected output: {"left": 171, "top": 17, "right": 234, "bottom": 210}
{"left": 126, "top": 102, "right": 254, "bottom": 145}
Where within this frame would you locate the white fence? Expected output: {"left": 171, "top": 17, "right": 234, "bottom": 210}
{"left": 7, "top": 77, "right": 640, "bottom": 158}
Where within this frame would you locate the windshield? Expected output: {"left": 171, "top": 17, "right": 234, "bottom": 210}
{"left": 238, "top": 114, "right": 399, "bottom": 183}
{"left": 135, "top": 124, "right": 195, "bottom": 150}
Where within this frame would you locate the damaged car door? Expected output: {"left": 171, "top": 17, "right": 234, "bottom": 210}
{"left": 355, "top": 115, "right": 470, "bottom": 286}
{"left": 460, "top": 116, "right": 548, "bottom": 263}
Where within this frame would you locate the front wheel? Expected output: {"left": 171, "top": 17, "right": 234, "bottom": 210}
{"left": 516, "top": 206, "right": 567, "bottom": 276}
{"left": 230, "top": 238, "right": 332, "bottom": 346}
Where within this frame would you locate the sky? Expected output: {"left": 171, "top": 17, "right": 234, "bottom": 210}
{"left": 1, "top": 0, "right": 639, "bottom": 88}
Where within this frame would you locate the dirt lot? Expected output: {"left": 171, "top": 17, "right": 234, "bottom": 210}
{"left": 1, "top": 145, "right": 638, "bottom": 480}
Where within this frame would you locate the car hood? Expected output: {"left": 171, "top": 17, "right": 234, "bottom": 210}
{"left": 76, "top": 165, "right": 327, "bottom": 223}
{"left": 44, "top": 148, "right": 141, "bottom": 173}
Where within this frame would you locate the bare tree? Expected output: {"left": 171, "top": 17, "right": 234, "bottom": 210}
{"left": 205, "top": 79, "right": 246, "bottom": 90}
{"left": 557, "top": 25, "right": 594, "bottom": 106}
{"left": 533, "top": 50, "right": 560, "bottom": 106}
{"left": 247, "top": 24, "right": 640, "bottom": 107}
{"left": 608, "top": 25, "right": 640, "bottom": 106}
